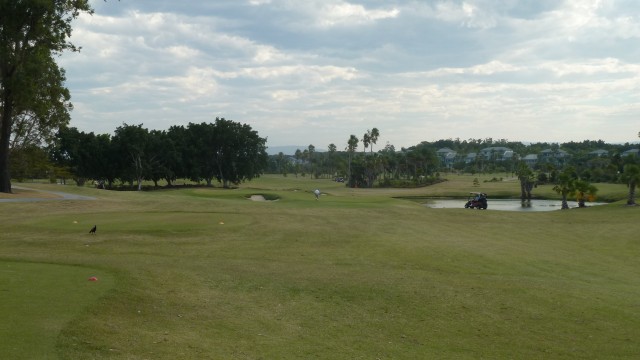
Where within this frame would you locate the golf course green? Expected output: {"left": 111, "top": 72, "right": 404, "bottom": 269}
{"left": 0, "top": 174, "right": 638, "bottom": 359}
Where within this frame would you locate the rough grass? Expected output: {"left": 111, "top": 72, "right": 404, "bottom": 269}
{"left": 0, "top": 175, "right": 638, "bottom": 359}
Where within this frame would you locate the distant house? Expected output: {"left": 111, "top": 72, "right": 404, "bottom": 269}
{"left": 502, "top": 150, "right": 516, "bottom": 161}
{"left": 589, "top": 149, "right": 608, "bottom": 157}
{"left": 479, "top": 147, "right": 513, "bottom": 161}
{"left": 622, "top": 148, "right": 639, "bottom": 157}
{"left": 437, "top": 148, "right": 457, "bottom": 168}
{"left": 522, "top": 154, "right": 538, "bottom": 166}
{"left": 437, "top": 147, "right": 456, "bottom": 158}
{"left": 465, "top": 152, "right": 477, "bottom": 164}
{"left": 539, "top": 148, "right": 570, "bottom": 165}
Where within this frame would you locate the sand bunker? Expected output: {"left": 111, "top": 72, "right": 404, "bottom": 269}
{"left": 248, "top": 194, "right": 280, "bottom": 202}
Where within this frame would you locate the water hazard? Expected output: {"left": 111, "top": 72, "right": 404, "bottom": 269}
{"left": 425, "top": 199, "right": 605, "bottom": 212}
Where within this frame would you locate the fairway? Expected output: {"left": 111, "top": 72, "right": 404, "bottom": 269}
{"left": 1, "top": 175, "right": 639, "bottom": 359}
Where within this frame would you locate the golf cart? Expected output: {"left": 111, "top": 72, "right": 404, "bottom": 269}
{"left": 465, "top": 192, "right": 488, "bottom": 210}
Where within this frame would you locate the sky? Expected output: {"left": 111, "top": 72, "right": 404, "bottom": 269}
{"left": 59, "top": 0, "right": 640, "bottom": 152}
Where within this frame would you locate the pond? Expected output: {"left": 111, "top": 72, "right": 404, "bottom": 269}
{"left": 424, "top": 199, "right": 606, "bottom": 212}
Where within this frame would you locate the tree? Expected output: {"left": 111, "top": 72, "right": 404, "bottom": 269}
{"left": 307, "top": 144, "right": 316, "bottom": 178}
{"left": 553, "top": 168, "right": 577, "bottom": 210}
{"left": 362, "top": 132, "right": 370, "bottom": 154}
{"left": 51, "top": 127, "right": 102, "bottom": 186}
{"left": 327, "top": 143, "right": 337, "bottom": 178}
{"left": 146, "top": 129, "right": 178, "bottom": 187}
{"left": 10, "top": 55, "right": 72, "bottom": 150}
{"left": 515, "top": 161, "right": 536, "bottom": 201}
{"left": 369, "top": 128, "right": 380, "bottom": 153}
{"left": 210, "top": 118, "right": 267, "bottom": 188}
{"left": 347, "top": 135, "right": 359, "bottom": 187}
{"left": 112, "top": 124, "right": 149, "bottom": 191}
{"left": 1, "top": 0, "right": 93, "bottom": 193}
{"left": 10, "top": 145, "right": 52, "bottom": 182}
{"left": 276, "top": 151, "right": 286, "bottom": 175}
{"left": 621, "top": 164, "right": 640, "bottom": 205}
{"left": 184, "top": 122, "right": 218, "bottom": 185}
{"left": 574, "top": 179, "right": 598, "bottom": 208}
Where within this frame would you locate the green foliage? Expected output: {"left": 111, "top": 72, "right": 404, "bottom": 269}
{"left": 515, "top": 161, "right": 536, "bottom": 201}
{"left": 51, "top": 119, "right": 268, "bottom": 190}
{"left": 210, "top": 118, "right": 268, "bottom": 188}
{"left": 0, "top": 0, "right": 92, "bottom": 193}
{"left": 621, "top": 163, "right": 640, "bottom": 205}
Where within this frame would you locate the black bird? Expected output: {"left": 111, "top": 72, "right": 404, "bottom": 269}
{"left": 89, "top": 225, "right": 97, "bottom": 234}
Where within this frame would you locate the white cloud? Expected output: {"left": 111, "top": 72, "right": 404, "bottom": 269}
{"left": 317, "top": 2, "right": 400, "bottom": 28}
{"left": 433, "top": 1, "right": 499, "bottom": 29}
{"left": 59, "top": 0, "right": 640, "bottom": 148}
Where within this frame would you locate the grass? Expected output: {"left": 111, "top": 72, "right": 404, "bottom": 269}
{"left": 0, "top": 261, "right": 115, "bottom": 359}
{"left": 0, "top": 175, "right": 638, "bottom": 359}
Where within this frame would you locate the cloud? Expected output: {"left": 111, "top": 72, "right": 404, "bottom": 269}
{"left": 433, "top": 1, "right": 499, "bottom": 29}
{"left": 316, "top": 2, "right": 400, "bottom": 28}
{"left": 59, "top": 0, "right": 640, "bottom": 148}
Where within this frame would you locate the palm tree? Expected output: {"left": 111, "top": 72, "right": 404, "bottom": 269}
{"left": 347, "top": 135, "right": 359, "bottom": 187}
{"left": 327, "top": 143, "right": 337, "bottom": 178}
{"left": 621, "top": 164, "right": 640, "bottom": 205}
{"left": 552, "top": 170, "right": 575, "bottom": 210}
{"left": 574, "top": 179, "right": 598, "bottom": 208}
{"left": 362, "top": 132, "right": 370, "bottom": 154}
{"left": 515, "top": 161, "right": 536, "bottom": 201}
{"left": 307, "top": 144, "right": 315, "bottom": 178}
{"left": 369, "top": 128, "right": 380, "bottom": 153}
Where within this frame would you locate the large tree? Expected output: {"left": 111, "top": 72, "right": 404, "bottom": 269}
{"left": 0, "top": 0, "right": 92, "bottom": 193}
{"left": 210, "top": 118, "right": 268, "bottom": 188}
{"left": 111, "top": 124, "right": 149, "bottom": 191}
{"left": 51, "top": 126, "right": 100, "bottom": 186}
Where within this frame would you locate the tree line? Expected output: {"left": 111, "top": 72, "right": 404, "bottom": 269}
{"left": 12, "top": 118, "right": 267, "bottom": 190}
{"left": 265, "top": 134, "right": 640, "bottom": 205}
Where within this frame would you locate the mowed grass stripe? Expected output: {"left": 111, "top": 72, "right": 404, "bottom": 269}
{"left": 0, "top": 261, "right": 115, "bottom": 359}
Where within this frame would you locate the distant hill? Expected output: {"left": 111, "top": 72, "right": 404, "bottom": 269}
{"left": 266, "top": 145, "right": 326, "bottom": 155}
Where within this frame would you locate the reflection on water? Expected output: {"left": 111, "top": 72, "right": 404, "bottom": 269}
{"left": 425, "top": 199, "right": 605, "bottom": 212}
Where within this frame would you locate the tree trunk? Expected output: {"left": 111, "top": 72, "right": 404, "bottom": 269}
{"left": 578, "top": 196, "right": 586, "bottom": 208}
{"left": 347, "top": 154, "right": 352, "bottom": 187}
{"left": 525, "top": 181, "right": 534, "bottom": 201}
{"left": 561, "top": 194, "right": 569, "bottom": 210}
{"left": 628, "top": 183, "right": 636, "bottom": 205}
{"left": 0, "top": 91, "right": 14, "bottom": 193}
